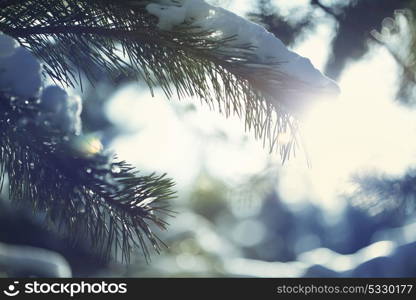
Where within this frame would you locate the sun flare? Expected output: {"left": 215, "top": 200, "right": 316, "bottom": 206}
{"left": 283, "top": 46, "right": 416, "bottom": 210}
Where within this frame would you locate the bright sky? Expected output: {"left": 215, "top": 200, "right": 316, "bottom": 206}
{"left": 279, "top": 43, "right": 416, "bottom": 212}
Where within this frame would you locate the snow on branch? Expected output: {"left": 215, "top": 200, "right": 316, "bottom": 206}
{"left": 0, "top": 32, "right": 175, "bottom": 262}
{"left": 0, "top": 0, "right": 340, "bottom": 156}
{"left": 146, "top": 0, "right": 339, "bottom": 95}
{"left": 0, "top": 0, "right": 342, "bottom": 264}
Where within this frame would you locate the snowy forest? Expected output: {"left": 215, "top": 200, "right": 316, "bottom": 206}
{"left": 0, "top": 0, "right": 416, "bottom": 278}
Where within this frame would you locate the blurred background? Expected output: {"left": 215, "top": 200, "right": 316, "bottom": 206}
{"left": 2, "top": 0, "right": 416, "bottom": 277}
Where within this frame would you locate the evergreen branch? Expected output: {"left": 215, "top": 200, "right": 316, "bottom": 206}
{"left": 0, "top": 0, "right": 299, "bottom": 157}
{"left": 371, "top": 34, "right": 416, "bottom": 85}
{"left": 370, "top": 10, "right": 416, "bottom": 98}
{"left": 346, "top": 171, "right": 416, "bottom": 215}
{"left": 310, "top": 0, "right": 342, "bottom": 20}
{"left": 0, "top": 91, "right": 175, "bottom": 262}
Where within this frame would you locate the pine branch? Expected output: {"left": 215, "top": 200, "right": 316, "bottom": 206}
{"left": 347, "top": 171, "right": 416, "bottom": 215}
{"left": 0, "top": 0, "right": 304, "bottom": 264}
{"left": 1, "top": 0, "right": 338, "bottom": 264}
{"left": 371, "top": 34, "right": 416, "bottom": 85}
{"left": 370, "top": 10, "right": 416, "bottom": 104}
{"left": 0, "top": 90, "right": 175, "bottom": 262}
{"left": 310, "top": 0, "right": 342, "bottom": 21}
{"left": 0, "top": 0, "right": 299, "bottom": 157}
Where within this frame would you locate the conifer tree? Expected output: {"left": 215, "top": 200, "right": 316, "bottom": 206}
{"left": 0, "top": 0, "right": 337, "bottom": 262}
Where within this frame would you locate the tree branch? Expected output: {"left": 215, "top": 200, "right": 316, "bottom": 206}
{"left": 310, "top": 0, "right": 342, "bottom": 21}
